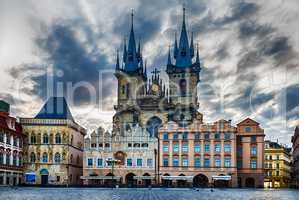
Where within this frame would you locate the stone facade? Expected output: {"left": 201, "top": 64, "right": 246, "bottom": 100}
{"left": 291, "top": 126, "right": 299, "bottom": 187}
{"left": 82, "top": 125, "right": 157, "bottom": 186}
{"left": 0, "top": 100, "right": 25, "bottom": 186}
{"left": 20, "top": 97, "right": 86, "bottom": 186}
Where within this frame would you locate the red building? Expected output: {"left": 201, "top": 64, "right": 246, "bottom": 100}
{"left": 0, "top": 100, "right": 25, "bottom": 185}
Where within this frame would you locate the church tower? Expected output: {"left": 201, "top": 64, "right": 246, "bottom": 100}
{"left": 166, "top": 7, "right": 202, "bottom": 123}
{"left": 114, "top": 11, "right": 147, "bottom": 133}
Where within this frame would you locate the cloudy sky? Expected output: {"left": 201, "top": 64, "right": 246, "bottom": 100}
{"left": 0, "top": 0, "right": 298, "bottom": 145}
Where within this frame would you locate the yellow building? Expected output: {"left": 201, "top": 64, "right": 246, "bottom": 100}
{"left": 20, "top": 97, "right": 86, "bottom": 186}
{"left": 264, "top": 140, "right": 291, "bottom": 188}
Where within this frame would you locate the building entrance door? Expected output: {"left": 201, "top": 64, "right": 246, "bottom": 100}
{"left": 41, "top": 175, "right": 48, "bottom": 185}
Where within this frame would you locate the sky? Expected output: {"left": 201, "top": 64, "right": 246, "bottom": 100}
{"left": 0, "top": 0, "right": 298, "bottom": 145}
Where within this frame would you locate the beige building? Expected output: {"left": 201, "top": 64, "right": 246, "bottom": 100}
{"left": 20, "top": 97, "right": 86, "bottom": 186}
{"left": 82, "top": 124, "right": 157, "bottom": 187}
{"left": 264, "top": 140, "right": 291, "bottom": 188}
{"left": 0, "top": 100, "right": 25, "bottom": 186}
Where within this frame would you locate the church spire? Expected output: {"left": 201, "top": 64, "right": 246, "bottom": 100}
{"left": 174, "top": 32, "right": 178, "bottom": 58}
{"left": 196, "top": 43, "right": 200, "bottom": 64}
{"left": 124, "top": 9, "right": 139, "bottom": 72}
{"left": 167, "top": 45, "right": 172, "bottom": 66}
{"left": 190, "top": 32, "right": 194, "bottom": 58}
{"left": 123, "top": 37, "right": 127, "bottom": 63}
{"left": 115, "top": 49, "right": 120, "bottom": 70}
{"left": 175, "top": 6, "right": 192, "bottom": 67}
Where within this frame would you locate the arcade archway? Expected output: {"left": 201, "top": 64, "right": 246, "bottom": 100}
{"left": 193, "top": 174, "right": 209, "bottom": 188}
{"left": 125, "top": 173, "right": 137, "bottom": 187}
{"left": 245, "top": 177, "right": 255, "bottom": 188}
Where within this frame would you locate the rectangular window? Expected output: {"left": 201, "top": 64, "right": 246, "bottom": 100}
{"left": 163, "top": 158, "right": 169, "bottom": 167}
{"left": 276, "top": 171, "right": 279, "bottom": 176}
{"left": 182, "top": 133, "right": 188, "bottom": 140}
{"left": 204, "top": 133, "right": 209, "bottom": 140}
{"left": 194, "top": 157, "right": 201, "bottom": 168}
{"left": 173, "top": 134, "right": 178, "bottom": 140}
{"left": 251, "top": 146, "right": 257, "bottom": 156}
{"left": 204, "top": 144, "right": 210, "bottom": 153}
{"left": 224, "top": 133, "right": 231, "bottom": 140}
{"left": 194, "top": 133, "right": 200, "bottom": 140}
{"left": 182, "top": 143, "right": 188, "bottom": 153}
{"left": 127, "top": 158, "right": 132, "bottom": 167}
{"left": 147, "top": 159, "right": 153, "bottom": 167}
{"left": 204, "top": 158, "right": 210, "bottom": 167}
{"left": 215, "top": 158, "right": 221, "bottom": 167}
{"left": 194, "top": 143, "right": 201, "bottom": 153}
{"left": 87, "top": 158, "right": 93, "bottom": 167}
{"left": 214, "top": 144, "right": 221, "bottom": 153}
{"left": 163, "top": 133, "right": 169, "bottom": 140}
{"left": 97, "top": 158, "right": 103, "bottom": 167}
{"left": 173, "top": 143, "right": 179, "bottom": 153}
{"left": 237, "top": 146, "right": 242, "bottom": 157}
{"left": 173, "top": 157, "right": 179, "bottom": 167}
{"left": 251, "top": 160, "right": 257, "bottom": 169}
{"left": 251, "top": 136, "right": 257, "bottom": 143}
{"left": 224, "top": 157, "right": 231, "bottom": 167}
{"left": 182, "top": 157, "right": 188, "bottom": 167}
{"left": 214, "top": 133, "right": 220, "bottom": 140}
{"left": 163, "top": 144, "right": 169, "bottom": 153}
{"left": 276, "top": 155, "right": 279, "bottom": 160}
{"left": 224, "top": 144, "right": 231, "bottom": 153}
{"left": 276, "top": 163, "right": 280, "bottom": 169}
{"left": 137, "top": 158, "right": 142, "bottom": 167}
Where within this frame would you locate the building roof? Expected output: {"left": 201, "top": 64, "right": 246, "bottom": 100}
{"left": 0, "top": 115, "right": 23, "bottom": 135}
{"left": 35, "top": 97, "right": 74, "bottom": 121}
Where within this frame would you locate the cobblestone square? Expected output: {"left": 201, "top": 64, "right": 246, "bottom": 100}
{"left": 0, "top": 188, "right": 298, "bottom": 200}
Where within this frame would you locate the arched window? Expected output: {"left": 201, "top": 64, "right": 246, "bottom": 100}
{"left": 54, "top": 153, "right": 61, "bottom": 163}
{"left": 179, "top": 79, "right": 187, "bottom": 96}
{"left": 55, "top": 133, "right": 61, "bottom": 144}
{"left": 43, "top": 133, "right": 49, "bottom": 144}
{"left": 31, "top": 133, "right": 36, "bottom": 144}
{"left": 30, "top": 152, "right": 36, "bottom": 162}
{"left": 42, "top": 152, "right": 48, "bottom": 163}
{"left": 146, "top": 116, "right": 162, "bottom": 138}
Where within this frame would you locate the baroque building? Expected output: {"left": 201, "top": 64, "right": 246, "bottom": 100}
{"left": 82, "top": 125, "right": 157, "bottom": 186}
{"left": 20, "top": 97, "right": 86, "bottom": 185}
{"left": 264, "top": 140, "right": 291, "bottom": 188}
{"left": 0, "top": 100, "right": 25, "bottom": 186}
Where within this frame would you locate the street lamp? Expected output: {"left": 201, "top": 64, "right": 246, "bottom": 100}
{"left": 106, "top": 158, "right": 120, "bottom": 188}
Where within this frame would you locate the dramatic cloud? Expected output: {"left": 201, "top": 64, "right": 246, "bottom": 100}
{"left": 0, "top": 0, "right": 298, "bottom": 143}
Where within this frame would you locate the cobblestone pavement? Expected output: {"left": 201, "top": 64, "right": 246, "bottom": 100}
{"left": 0, "top": 187, "right": 298, "bottom": 200}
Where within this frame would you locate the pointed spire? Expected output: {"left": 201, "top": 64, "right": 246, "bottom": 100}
{"left": 128, "top": 10, "right": 137, "bottom": 56}
{"left": 175, "top": 6, "right": 192, "bottom": 67}
{"left": 167, "top": 45, "right": 172, "bottom": 66}
{"left": 174, "top": 32, "right": 178, "bottom": 59}
{"left": 116, "top": 49, "right": 120, "bottom": 70}
{"left": 123, "top": 37, "right": 127, "bottom": 63}
{"left": 190, "top": 32, "right": 194, "bottom": 58}
{"left": 144, "top": 59, "right": 147, "bottom": 76}
{"left": 196, "top": 43, "right": 200, "bottom": 64}
{"left": 137, "top": 38, "right": 141, "bottom": 59}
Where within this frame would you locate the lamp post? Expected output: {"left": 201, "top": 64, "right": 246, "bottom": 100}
{"left": 106, "top": 158, "right": 120, "bottom": 188}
